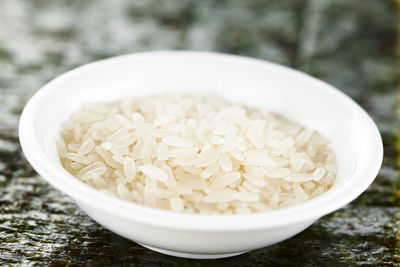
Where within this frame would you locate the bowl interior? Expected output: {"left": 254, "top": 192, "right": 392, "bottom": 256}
{"left": 21, "top": 51, "right": 382, "bottom": 227}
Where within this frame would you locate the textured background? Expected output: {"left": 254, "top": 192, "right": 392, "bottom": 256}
{"left": 0, "top": 0, "right": 399, "bottom": 265}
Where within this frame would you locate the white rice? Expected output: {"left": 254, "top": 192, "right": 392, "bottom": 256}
{"left": 58, "top": 95, "right": 337, "bottom": 214}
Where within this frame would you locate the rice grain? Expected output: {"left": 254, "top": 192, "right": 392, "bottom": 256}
{"left": 58, "top": 95, "right": 336, "bottom": 214}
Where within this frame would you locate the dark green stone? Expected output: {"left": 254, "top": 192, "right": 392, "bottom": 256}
{"left": 0, "top": 0, "right": 398, "bottom": 265}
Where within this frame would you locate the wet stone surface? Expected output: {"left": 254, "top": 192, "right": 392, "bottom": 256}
{"left": 0, "top": 0, "right": 399, "bottom": 266}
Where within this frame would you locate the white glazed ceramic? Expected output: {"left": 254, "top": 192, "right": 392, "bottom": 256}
{"left": 19, "top": 51, "right": 383, "bottom": 259}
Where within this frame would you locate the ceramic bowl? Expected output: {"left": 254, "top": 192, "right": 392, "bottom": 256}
{"left": 19, "top": 51, "right": 383, "bottom": 259}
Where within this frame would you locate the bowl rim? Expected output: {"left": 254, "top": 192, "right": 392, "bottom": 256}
{"left": 19, "top": 51, "right": 383, "bottom": 231}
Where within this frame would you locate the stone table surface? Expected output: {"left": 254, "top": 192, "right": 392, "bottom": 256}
{"left": 0, "top": 0, "right": 399, "bottom": 266}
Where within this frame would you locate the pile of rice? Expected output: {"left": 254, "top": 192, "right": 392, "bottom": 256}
{"left": 57, "top": 95, "right": 336, "bottom": 214}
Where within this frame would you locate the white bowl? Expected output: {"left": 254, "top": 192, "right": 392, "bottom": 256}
{"left": 19, "top": 51, "right": 383, "bottom": 259}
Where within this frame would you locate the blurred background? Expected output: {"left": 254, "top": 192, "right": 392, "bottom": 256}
{"left": 0, "top": 0, "right": 398, "bottom": 265}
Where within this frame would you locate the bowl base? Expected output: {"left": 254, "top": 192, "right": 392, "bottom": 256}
{"left": 138, "top": 243, "right": 247, "bottom": 259}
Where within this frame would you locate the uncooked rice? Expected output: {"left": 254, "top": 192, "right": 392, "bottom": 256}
{"left": 57, "top": 95, "right": 337, "bottom": 214}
